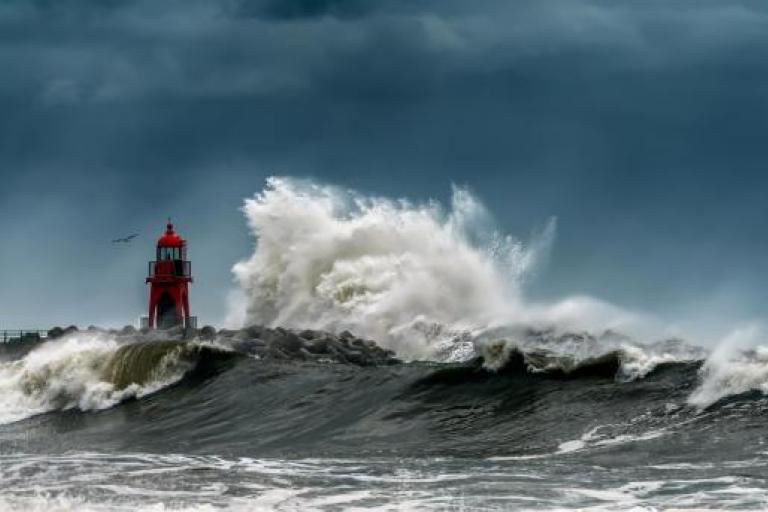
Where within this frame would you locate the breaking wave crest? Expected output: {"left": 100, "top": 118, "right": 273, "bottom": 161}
{"left": 230, "top": 177, "right": 652, "bottom": 361}
{"left": 0, "top": 334, "right": 222, "bottom": 425}
{"left": 689, "top": 346, "right": 768, "bottom": 407}
{"left": 9, "top": 178, "right": 768, "bottom": 432}
{"left": 474, "top": 329, "right": 706, "bottom": 381}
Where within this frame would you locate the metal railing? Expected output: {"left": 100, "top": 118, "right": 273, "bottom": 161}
{"left": 1, "top": 330, "right": 48, "bottom": 344}
{"left": 147, "top": 260, "right": 191, "bottom": 278}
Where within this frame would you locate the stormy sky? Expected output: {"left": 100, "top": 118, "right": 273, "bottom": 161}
{"left": 2, "top": 0, "right": 768, "bottom": 341}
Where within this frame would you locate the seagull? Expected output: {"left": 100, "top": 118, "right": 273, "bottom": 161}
{"left": 112, "top": 233, "right": 139, "bottom": 244}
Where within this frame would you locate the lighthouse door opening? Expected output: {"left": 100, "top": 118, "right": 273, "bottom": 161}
{"left": 157, "top": 292, "right": 178, "bottom": 329}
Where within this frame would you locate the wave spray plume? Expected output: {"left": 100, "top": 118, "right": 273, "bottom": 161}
{"left": 230, "top": 177, "right": 656, "bottom": 361}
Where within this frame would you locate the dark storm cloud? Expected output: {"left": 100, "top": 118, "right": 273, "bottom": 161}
{"left": 2, "top": 0, "right": 768, "bottom": 335}
{"left": 230, "top": 0, "right": 375, "bottom": 20}
{"left": 2, "top": 0, "right": 767, "bottom": 105}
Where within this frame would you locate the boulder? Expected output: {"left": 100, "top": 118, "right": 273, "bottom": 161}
{"left": 47, "top": 326, "right": 65, "bottom": 339}
{"left": 273, "top": 332, "right": 304, "bottom": 354}
{"left": 298, "top": 329, "right": 319, "bottom": 340}
{"left": 244, "top": 325, "right": 265, "bottom": 339}
{"left": 199, "top": 325, "right": 217, "bottom": 341}
{"left": 305, "top": 338, "right": 329, "bottom": 355}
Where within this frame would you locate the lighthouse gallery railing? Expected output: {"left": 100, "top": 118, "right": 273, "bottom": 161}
{"left": 147, "top": 260, "right": 192, "bottom": 278}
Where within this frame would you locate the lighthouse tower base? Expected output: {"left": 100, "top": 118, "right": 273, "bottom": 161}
{"left": 139, "top": 315, "right": 197, "bottom": 332}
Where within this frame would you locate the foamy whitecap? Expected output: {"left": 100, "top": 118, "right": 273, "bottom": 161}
{"left": 0, "top": 334, "right": 189, "bottom": 425}
{"left": 689, "top": 346, "right": 768, "bottom": 408}
{"left": 473, "top": 328, "right": 705, "bottom": 379}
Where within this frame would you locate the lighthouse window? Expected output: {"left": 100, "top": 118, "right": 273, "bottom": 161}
{"left": 158, "top": 247, "right": 181, "bottom": 260}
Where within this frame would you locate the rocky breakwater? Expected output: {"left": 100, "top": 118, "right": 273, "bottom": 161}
{"left": 1, "top": 324, "right": 401, "bottom": 367}
{"left": 212, "top": 325, "right": 400, "bottom": 366}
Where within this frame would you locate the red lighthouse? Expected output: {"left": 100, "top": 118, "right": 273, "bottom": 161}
{"left": 144, "top": 221, "right": 195, "bottom": 330}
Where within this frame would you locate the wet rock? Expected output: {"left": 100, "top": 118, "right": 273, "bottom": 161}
{"left": 305, "top": 338, "right": 329, "bottom": 355}
{"left": 343, "top": 350, "right": 367, "bottom": 365}
{"left": 267, "top": 345, "right": 290, "bottom": 360}
{"left": 39, "top": 322, "right": 400, "bottom": 367}
{"left": 231, "top": 338, "right": 267, "bottom": 356}
{"left": 244, "top": 325, "right": 265, "bottom": 339}
{"left": 233, "top": 330, "right": 254, "bottom": 342}
{"left": 298, "top": 347, "right": 318, "bottom": 360}
{"left": 47, "top": 326, "right": 65, "bottom": 339}
{"left": 199, "top": 325, "right": 217, "bottom": 341}
{"left": 273, "top": 332, "right": 303, "bottom": 354}
{"left": 299, "top": 329, "right": 319, "bottom": 340}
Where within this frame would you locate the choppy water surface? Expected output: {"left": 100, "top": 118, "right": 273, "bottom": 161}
{"left": 3, "top": 452, "right": 767, "bottom": 511}
{"left": 1, "top": 328, "right": 768, "bottom": 511}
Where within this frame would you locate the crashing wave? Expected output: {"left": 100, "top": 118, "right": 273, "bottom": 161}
{"left": 474, "top": 329, "right": 706, "bottom": 380}
{"left": 688, "top": 346, "right": 768, "bottom": 407}
{"left": 0, "top": 323, "right": 405, "bottom": 425}
{"left": 0, "top": 332, "right": 231, "bottom": 426}
{"left": 229, "top": 177, "right": 655, "bottom": 361}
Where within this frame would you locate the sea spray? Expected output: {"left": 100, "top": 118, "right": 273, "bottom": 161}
{"left": 230, "top": 177, "right": 525, "bottom": 359}
{"left": 688, "top": 325, "right": 768, "bottom": 407}
{"left": 230, "top": 177, "right": 656, "bottom": 360}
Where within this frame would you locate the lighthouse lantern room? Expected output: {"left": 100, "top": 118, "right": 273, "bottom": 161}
{"left": 143, "top": 221, "right": 196, "bottom": 330}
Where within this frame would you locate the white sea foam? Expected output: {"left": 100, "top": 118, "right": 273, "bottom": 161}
{"left": 0, "top": 334, "right": 188, "bottom": 425}
{"left": 230, "top": 177, "right": 663, "bottom": 361}
{"left": 689, "top": 347, "right": 768, "bottom": 407}
{"left": 688, "top": 325, "right": 768, "bottom": 407}
{"left": 474, "top": 326, "right": 705, "bottom": 379}
{"left": 0, "top": 498, "right": 250, "bottom": 512}
{"left": 2, "top": 451, "right": 766, "bottom": 512}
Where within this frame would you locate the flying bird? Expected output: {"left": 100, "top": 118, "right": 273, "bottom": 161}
{"left": 112, "top": 233, "right": 139, "bottom": 244}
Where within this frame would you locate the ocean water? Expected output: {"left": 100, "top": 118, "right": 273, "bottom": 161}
{"left": 3, "top": 178, "right": 768, "bottom": 510}
{"left": 1, "top": 330, "right": 768, "bottom": 511}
